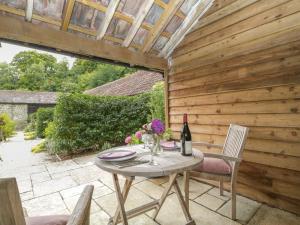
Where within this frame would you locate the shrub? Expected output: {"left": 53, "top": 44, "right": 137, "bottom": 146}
{"left": 24, "top": 113, "right": 37, "bottom": 132}
{"left": 148, "top": 82, "right": 165, "bottom": 122}
{"left": 31, "top": 141, "right": 46, "bottom": 153}
{"left": 0, "top": 113, "right": 16, "bottom": 141}
{"left": 48, "top": 93, "right": 150, "bottom": 154}
{"left": 24, "top": 131, "right": 36, "bottom": 140}
{"left": 36, "top": 107, "right": 54, "bottom": 138}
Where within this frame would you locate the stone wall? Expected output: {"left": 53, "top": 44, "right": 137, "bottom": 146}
{"left": 0, "top": 103, "right": 28, "bottom": 129}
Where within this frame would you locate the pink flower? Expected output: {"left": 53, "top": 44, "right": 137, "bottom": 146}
{"left": 125, "top": 136, "right": 132, "bottom": 144}
{"left": 135, "top": 131, "right": 142, "bottom": 140}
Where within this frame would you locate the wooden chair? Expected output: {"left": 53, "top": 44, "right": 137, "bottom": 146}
{"left": 0, "top": 177, "right": 94, "bottom": 225}
{"left": 189, "top": 124, "right": 249, "bottom": 220}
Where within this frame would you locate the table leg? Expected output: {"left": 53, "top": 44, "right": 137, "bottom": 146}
{"left": 183, "top": 171, "right": 190, "bottom": 211}
{"left": 152, "top": 173, "right": 177, "bottom": 220}
{"left": 173, "top": 179, "right": 194, "bottom": 224}
{"left": 111, "top": 174, "right": 132, "bottom": 225}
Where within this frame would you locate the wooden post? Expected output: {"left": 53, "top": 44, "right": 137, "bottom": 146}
{"left": 164, "top": 69, "right": 170, "bottom": 128}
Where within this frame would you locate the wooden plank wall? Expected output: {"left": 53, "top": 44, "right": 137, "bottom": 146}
{"left": 168, "top": 0, "right": 300, "bottom": 214}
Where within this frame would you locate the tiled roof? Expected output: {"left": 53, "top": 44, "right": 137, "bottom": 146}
{"left": 84, "top": 70, "right": 163, "bottom": 96}
{"left": 0, "top": 90, "right": 57, "bottom": 104}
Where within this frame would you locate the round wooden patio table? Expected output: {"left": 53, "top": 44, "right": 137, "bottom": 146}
{"left": 95, "top": 145, "right": 203, "bottom": 225}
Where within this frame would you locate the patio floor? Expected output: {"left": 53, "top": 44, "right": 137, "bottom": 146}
{"left": 0, "top": 133, "right": 299, "bottom": 225}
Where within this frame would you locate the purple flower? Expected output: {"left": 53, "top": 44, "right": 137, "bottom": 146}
{"left": 135, "top": 131, "right": 142, "bottom": 140}
{"left": 151, "top": 119, "right": 165, "bottom": 135}
{"left": 125, "top": 136, "right": 132, "bottom": 144}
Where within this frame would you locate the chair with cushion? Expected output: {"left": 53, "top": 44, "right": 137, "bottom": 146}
{"left": 189, "top": 124, "right": 249, "bottom": 220}
{"left": 0, "top": 177, "right": 94, "bottom": 225}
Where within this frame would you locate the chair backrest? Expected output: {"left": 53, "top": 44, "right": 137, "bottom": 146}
{"left": 0, "top": 178, "right": 26, "bottom": 225}
{"left": 222, "top": 124, "right": 249, "bottom": 165}
{"left": 66, "top": 185, "right": 94, "bottom": 225}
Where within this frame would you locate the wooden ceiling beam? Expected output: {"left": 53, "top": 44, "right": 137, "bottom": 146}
{"left": 61, "top": 0, "right": 76, "bottom": 31}
{"left": 25, "top": 0, "right": 33, "bottom": 22}
{"left": 96, "top": 0, "right": 120, "bottom": 40}
{"left": 0, "top": 15, "right": 167, "bottom": 70}
{"left": 76, "top": 0, "right": 171, "bottom": 39}
{"left": 160, "top": 0, "right": 214, "bottom": 58}
{"left": 123, "top": 0, "right": 154, "bottom": 47}
{"left": 142, "top": 0, "right": 185, "bottom": 53}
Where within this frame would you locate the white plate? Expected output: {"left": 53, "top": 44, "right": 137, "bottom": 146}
{"left": 98, "top": 150, "right": 137, "bottom": 162}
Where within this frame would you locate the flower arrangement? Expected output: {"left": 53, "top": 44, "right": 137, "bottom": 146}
{"left": 125, "top": 119, "right": 169, "bottom": 156}
{"left": 125, "top": 130, "right": 143, "bottom": 145}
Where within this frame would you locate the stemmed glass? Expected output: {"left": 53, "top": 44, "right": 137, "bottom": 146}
{"left": 142, "top": 134, "right": 158, "bottom": 165}
{"left": 148, "top": 135, "right": 159, "bottom": 166}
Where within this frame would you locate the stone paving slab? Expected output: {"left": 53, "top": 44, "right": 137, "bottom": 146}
{"left": 69, "top": 165, "right": 103, "bottom": 184}
{"left": 147, "top": 193, "right": 241, "bottom": 225}
{"left": 31, "top": 171, "right": 51, "bottom": 184}
{"left": 33, "top": 176, "right": 78, "bottom": 197}
{"left": 95, "top": 187, "right": 154, "bottom": 217}
{"left": 217, "top": 195, "right": 261, "bottom": 225}
{"left": 64, "top": 195, "right": 101, "bottom": 214}
{"left": 194, "top": 193, "right": 226, "bottom": 211}
{"left": 60, "top": 180, "right": 103, "bottom": 199}
{"left": 23, "top": 193, "right": 68, "bottom": 216}
{"left": 134, "top": 180, "right": 166, "bottom": 200}
{"left": 46, "top": 160, "right": 81, "bottom": 174}
{"left": 247, "top": 205, "right": 300, "bottom": 225}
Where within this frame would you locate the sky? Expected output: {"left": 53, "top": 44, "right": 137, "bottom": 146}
{"left": 0, "top": 42, "right": 76, "bottom": 68}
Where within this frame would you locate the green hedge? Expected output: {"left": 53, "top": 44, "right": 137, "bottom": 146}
{"left": 36, "top": 108, "right": 54, "bottom": 138}
{"left": 149, "top": 82, "right": 165, "bottom": 121}
{"left": 0, "top": 113, "right": 16, "bottom": 141}
{"left": 47, "top": 93, "right": 150, "bottom": 154}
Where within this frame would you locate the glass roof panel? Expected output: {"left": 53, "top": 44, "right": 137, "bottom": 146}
{"left": 164, "top": 15, "right": 183, "bottom": 33}
{"left": 71, "top": 2, "right": 105, "bottom": 31}
{"left": 180, "top": 0, "right": 198, "bottom": 15}
{"left": 106, "top": 18, "right": 131, "bottom": 40}
{"left": 144, "top": 4, "right": 164, "bottom": 25}
{"left": 117, "top": 0, "right": 144, "bottom": 18}
{"left": 33, "top": 0, "right": 65, "bottom": 20}
{"left": 0, "top": 0, "right": 25, "bottom": 9}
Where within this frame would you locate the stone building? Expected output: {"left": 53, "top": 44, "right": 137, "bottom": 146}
{"left": 0, "top": 90, "right": 57, "bottom": 129}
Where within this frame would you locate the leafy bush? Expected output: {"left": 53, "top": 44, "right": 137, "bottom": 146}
{"left": 0, "top": 113, "right": 16, "bottom": 141}
{"left": 24, "top": 131, "right": 36, "bottom": 140}
{"left": 36, "top": 108, "right": 54, "bottom": 138}
{"left": 31, "top": 141, "right": 46, "bottom": 153}
{"left": 24, "top": 113, "right": 37, "bottom": 132}
{"left": 47, "top": 93, "right": 150, "bottom": 155}
{"left": 148, "top": 82, "right": 165, "bottom": 122}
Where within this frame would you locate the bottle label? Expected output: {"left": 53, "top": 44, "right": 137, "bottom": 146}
{"left": 185, "top": 141, "right": 192, "bottom": 155}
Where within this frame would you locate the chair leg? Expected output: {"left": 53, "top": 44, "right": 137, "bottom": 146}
{"left": 231, "top": 180, "right": 236, "bottom": 220}
{"left": 219, "top": 177, "right": 224, "bottom": 196}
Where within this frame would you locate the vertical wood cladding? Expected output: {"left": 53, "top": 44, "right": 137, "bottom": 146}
{"left": 168, "top": 0, "right": 300, "bottom": 214}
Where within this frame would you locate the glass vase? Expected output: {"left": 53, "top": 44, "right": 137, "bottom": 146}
{"left": 153, "top": 135, "right": 163, "bottom": 155}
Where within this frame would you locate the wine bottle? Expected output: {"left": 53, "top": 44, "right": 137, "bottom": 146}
{"left": 180, "top": 113, "right": 192, "bottom": 156}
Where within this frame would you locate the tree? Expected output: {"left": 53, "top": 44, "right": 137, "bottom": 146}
{"left": 0, "top": 50, "right": 137, "bottom": 93}
{"left": 78, "top": 63, "right": 136, "bottom": 90}
{"left": 0, "top": 63, "right": 19, "bottom": 90}
{"left": 11, "top": 51, "right": 57, "bottom": 74}
{"left": 18, "top": 63, "right": 47, "bottom": 91}
{"left": 69, "top": 59, "right": 99, "bottom": 78}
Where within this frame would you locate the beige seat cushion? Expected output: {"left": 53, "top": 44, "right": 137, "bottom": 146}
{"left": 25, "top": 215, "right": 69, "bottom": 225}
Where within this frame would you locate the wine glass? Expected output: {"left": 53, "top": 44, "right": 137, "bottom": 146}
{"left": 148, "top": 135, "right": 159, "bottom": 166}
{"left": 141, "top": 134, "right": 148, "bottom": 149}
